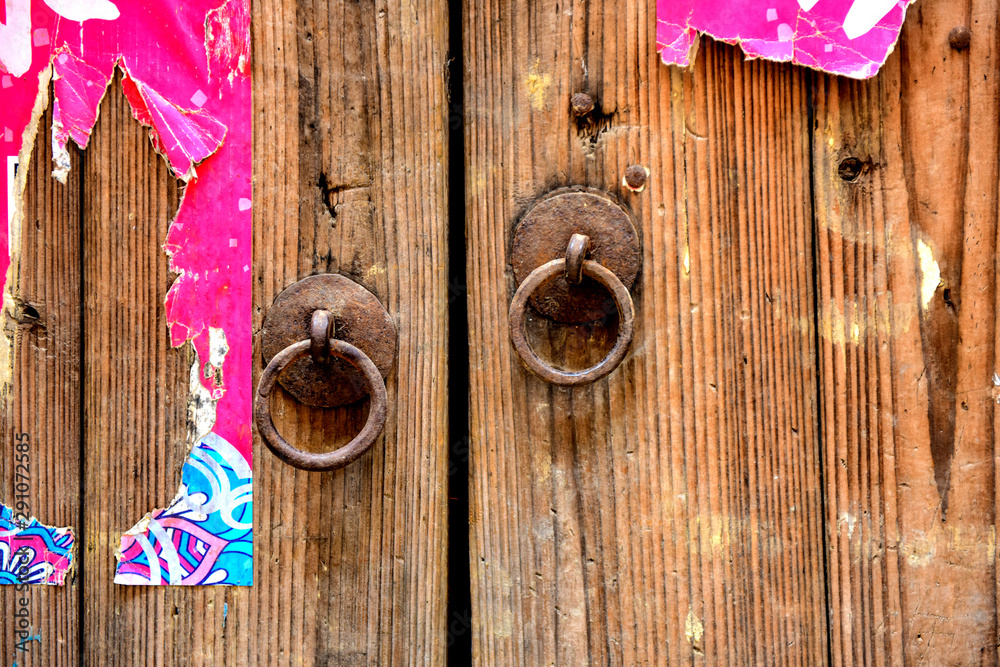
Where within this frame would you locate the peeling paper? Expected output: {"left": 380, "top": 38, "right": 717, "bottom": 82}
{"left": 120, "top": 70, "right": 227, "bottom": 182}
{"left": 1, "top": 0, "right": 252, "bottom": 586}
{"left": 657, "top": 0, "right": 917, "bottom": 79}
{"left": 0, "top": 505, "right": 74, "bottom": 585}
{"left": 115, "top": 433, "right": 251, "bottom": 585}
{"left": 916, "top": 238, "right": 941, "bottom": 311}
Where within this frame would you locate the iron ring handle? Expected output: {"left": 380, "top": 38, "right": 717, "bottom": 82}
{"left": 509, "top": 258, "right": 634, "bottom": 386}
{"left": 254, "top": 337, "right": 388, "bottom": 471}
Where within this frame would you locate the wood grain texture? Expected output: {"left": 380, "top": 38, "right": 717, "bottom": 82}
{"left": 1, "top": 0, "right": 448, "bottom": 664}
{"left": 247, "top": 0, "right": 449, "bottom": 662}
{"left": 7, "top": 1, "right": 999, "bottom": 664}
{"left": 80, "top": 72, "right": 206, "bottom": 666}
{"left": 462, "top": 1, "right": 827, "bottom": 663}
{"left": 0, "top": 87, "right": 82, "bottom": 667}
{"left": 812, "top": 2, "right": 1000, "bottom": 663}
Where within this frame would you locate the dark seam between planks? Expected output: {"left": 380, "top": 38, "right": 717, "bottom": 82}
{"left": 446, "top": 0, "right": 473, "bottom": 663}
{"left": 805, "top": 71, "right": 835, "bottom": 667}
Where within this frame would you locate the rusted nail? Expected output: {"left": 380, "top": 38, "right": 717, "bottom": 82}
{"left": 838, "top": 157, "right": 864, "bottom": 182}
{"left": 948, "top": 26, "right": 971, "bottom": 50}
{"left": 623, "top": 165, "right": 649, "bottom": 193}
{"left": 564, "top": 234, "right": 590, "bottom": 285}
{"left": 570, "top": 92, "right": 594, "bottom": 116}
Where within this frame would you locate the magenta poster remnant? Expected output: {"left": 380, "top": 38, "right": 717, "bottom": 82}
{"left": 0, "top": 0, "right": 252, "bottom": 586}
{"left": 658, "top": 0, "right": 917, "bottom": 79}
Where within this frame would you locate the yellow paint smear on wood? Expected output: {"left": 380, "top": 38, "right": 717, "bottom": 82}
{"left": 524, "top": 60, "right": 551, "bottom": 111}
{"left": 685, "top": 609, "right": 704, "bottom": 645}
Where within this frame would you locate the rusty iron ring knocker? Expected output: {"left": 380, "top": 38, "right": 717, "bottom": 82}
{"left": 256, "top": 274, "right": 396, "bottom": 471}
{"left": 509, "top": 234, "right": 635, "bottom": 385}
{"left": 508, "top": 187, "right": 642, "bottom": 386}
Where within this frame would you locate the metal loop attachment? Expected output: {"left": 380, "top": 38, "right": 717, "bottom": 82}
{"left": 564, "top": 233, "right": 590, "bottom": 284}
{"left": 255, "top": 325, "right": 388, "bottom": 471}
{"left": 509, "top": 250, "right": 635, "bottom": 386}
{"left": 309, "top": 309, "right": 334, "bottom": 366}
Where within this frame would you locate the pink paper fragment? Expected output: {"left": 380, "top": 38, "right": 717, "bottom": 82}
{"left": 52, "top": 48, "right": 110, "bottom": 149}
{"left": 1, "top": 0, "right": 253, "bottom": 586}
{"left": 51, "top": 47, "right": 111, "bottom": 180}
{"left": 206, "top": 0, "right": 251, "bottom": 81}
{"left": 120, "top": 71, "right": 227, "bottom": 181}
{"left": 657, "top": 0, "right": 917, "bottom": 79}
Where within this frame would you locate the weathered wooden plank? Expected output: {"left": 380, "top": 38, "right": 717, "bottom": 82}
{"left": 73, "top": 0, "right": 448, "bottom": 663}
{"left": 246, "top": 0, "right": 449, "bottom": 662}
{"left": 0, "top": 87, "right": 82, "bottom": 667}
{"left": 812, "top": 2, "right": 1000, "bottom": 663}
{"left": 79, "top": 73, "right": 199, "bottom": 666}
{"left": 463, "top": 0, "right": 827, "bottom": 663}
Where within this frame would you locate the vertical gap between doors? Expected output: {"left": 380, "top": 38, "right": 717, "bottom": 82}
{"left": 446, "top": 0, "right": 473, "bottom": 663}
{"left": 805, "top": 72, "right": 834, "bottom": 667}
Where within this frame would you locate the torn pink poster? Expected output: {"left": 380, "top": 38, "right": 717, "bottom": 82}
{"left": 658, "top": 0, "right": 917, "bottom": 79}
{"left": 1, "top": 0, "right": 252, "bottom": 585}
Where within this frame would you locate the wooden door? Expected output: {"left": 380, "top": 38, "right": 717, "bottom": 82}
{"left": 463, "top": 0, "right": 1000, "bottom": 664}
{"left": 1, "top": 0, "right": 449, "bottom": 664}
{"left": 2, "top": 0, "right": 999, "bottom": 665}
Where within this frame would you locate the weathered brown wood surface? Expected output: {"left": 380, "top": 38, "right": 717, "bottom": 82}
{"left": 813, "top": 2, "right": 1000, "bottom": 663}
{"left": 1, "top": 0, "right": 449, "bottom": 664}
{"left": 4, "top": 0, "right": 1000, "bottom": 664}
{"left": 247, "top": 0, "right": 449, "bottom": 662}
{"left": 464, "top": 1, "right": 1000, "bottom": 665}
{"left": 462, "top": 0, "right": 828, "bottom": 663}
{"left": 79, "top": 71, "right": 207, "bottom": 666}
{"left": 0, "top": 88, "right": 82, "bottom": 667}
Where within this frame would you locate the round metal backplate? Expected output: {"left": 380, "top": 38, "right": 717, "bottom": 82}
{"left": 510, "top": 187, "right": 641, "bottom": 323}
{"left": 261, "top": 274, "right": 396, "bottom": 408}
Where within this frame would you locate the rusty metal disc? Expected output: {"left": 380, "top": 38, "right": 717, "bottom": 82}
{"left": 261, "top": 274, "right": 396, "bottom": 407}
{"left": 510, "top": 187, "right": 641, "bottom": 323}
